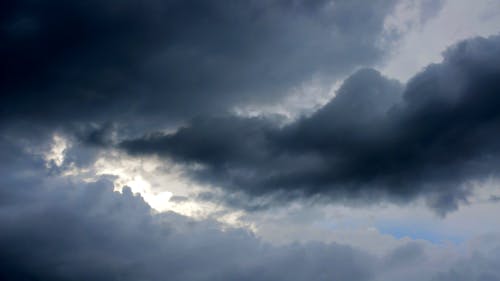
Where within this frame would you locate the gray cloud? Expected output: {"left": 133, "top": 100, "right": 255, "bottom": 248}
{"left": 122, "top": 35, "right": 500, "bottom": 214}
{"left": 383, "top": 242, "right": 425, "bottom": 267}
{"left": 431, "top": 236, "right": 500, "bottom": 281}
{"left": 418, "top": 0, "right": 444, "bottom": 24}
{"left": 0, "top": 0, "right": 397, "bottom": 131}
{"left": 2, "top": 137, "right": 500, "bottom": 281}
{"left": 0, "top": 139, "right": 377, "bottom": 281}
{"left": 2, "top": 2, "right": 500, "bottom": 280}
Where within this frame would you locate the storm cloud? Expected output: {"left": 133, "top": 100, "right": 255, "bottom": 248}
{"left": 1, "top": 139, "right": 499, "bottom": 281}
{"left": 122, "top": 35, "right": 500, "bottom": 214}
{"left": 0, "top": 0, "right": 397, "bottom": 129}
{"left": 2, "top": 2, "right": 500, "bottom": 280}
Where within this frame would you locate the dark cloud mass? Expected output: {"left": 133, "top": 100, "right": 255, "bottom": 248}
{"left": 0, "top": 140, "right": 374, "bottom": 281}
{"left": 0, "top": 0, "right": 396, "bottom": 128}
{"left": 122, "top": 35, "right": 500, "bottom": 214}
{"left": 2, "top": 1, "right": 500, "bottom": 280}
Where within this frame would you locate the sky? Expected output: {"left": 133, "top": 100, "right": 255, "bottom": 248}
{"left": 1, "top": 0, "right": 500, "bottom": 280}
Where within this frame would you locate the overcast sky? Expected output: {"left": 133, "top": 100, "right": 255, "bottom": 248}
{"left": 2, "top": 0, "right": 500, "bottom": 280}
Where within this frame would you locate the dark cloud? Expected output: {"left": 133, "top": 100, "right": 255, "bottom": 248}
{"left": 122, "top": 35, "right": 500, "bottom": 214}
{"left": 1, "top": 137, "right": 499, "bottom": 281}
{"left": 0, "top": 0, "right": 397, "bottom": 130}
{"left": 2, "top": 2, "right": 500, "bottom": 280}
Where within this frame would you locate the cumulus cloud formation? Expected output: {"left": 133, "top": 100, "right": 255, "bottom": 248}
{"left": 122, "top": 35, "right": 500, "bottom": 214}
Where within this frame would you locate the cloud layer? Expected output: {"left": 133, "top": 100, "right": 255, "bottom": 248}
{"left": 2, "top": 2, "right": 500, "bottom": 280}
{"left": 1, "top": 139, "right": 500, "bottom": 281}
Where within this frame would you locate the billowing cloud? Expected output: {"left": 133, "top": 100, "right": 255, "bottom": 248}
{"left": 2, "top": 2, "right": 500, "bottom": 280}
{"left": 122, "top": 35, "right": 500, "bottom": 214}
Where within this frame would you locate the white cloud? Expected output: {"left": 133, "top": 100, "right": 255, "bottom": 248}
{"left": 381, "top": 0, "right": 500, "bottom": 81}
